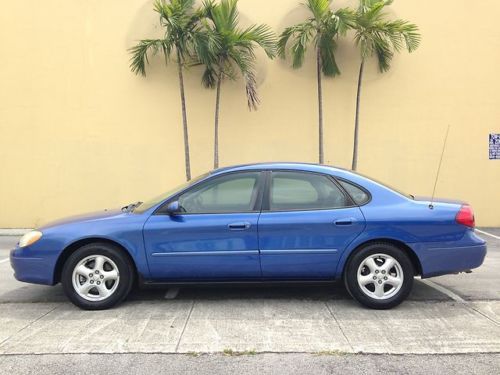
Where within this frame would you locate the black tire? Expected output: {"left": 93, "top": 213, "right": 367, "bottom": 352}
{"left": 61, "top": 243, "right": 135, "bottom": 310}
{"left": 343, "top": 242, "right": 414, "bottom": 309}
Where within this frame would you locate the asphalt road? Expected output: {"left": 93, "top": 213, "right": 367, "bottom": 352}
{"left": 0, "top": 353, "right": 499, "bottom": 375}
{"left": 0, "top": 229, "right": 499, "bottom": 374}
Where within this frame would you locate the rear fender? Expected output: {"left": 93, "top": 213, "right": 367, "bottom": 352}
{"left": 334, "top": 228, "right": 422, "bottom": 279}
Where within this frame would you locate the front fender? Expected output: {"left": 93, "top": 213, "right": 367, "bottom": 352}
{"left": 37, "top": 214, "right": 151, "bottom": 284}
{"left": 59, "top": 234, "right": 150, "bottom": 279}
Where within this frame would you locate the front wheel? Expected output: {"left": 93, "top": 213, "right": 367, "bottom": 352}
{"left": 61, "top": 243, "right": 134, "bottom": 310}
{"left": 344, "top": 243, "right": 414, "bottom": 309}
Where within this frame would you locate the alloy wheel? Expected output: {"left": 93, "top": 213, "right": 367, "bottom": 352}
{"left": 356, "top": 253, "right": 404, "bottom": 300}
{"left": 72, "top": 255, "right": 120, "bottom": 301}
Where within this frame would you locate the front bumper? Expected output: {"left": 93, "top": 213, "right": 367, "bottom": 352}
{"left": 10, "top": 248, "right": 56, "bottom": 285}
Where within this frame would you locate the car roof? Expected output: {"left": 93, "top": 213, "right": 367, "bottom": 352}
{"left": 211, "top": 162, "right": 348, "bottom": 175}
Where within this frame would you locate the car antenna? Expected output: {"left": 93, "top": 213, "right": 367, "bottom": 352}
{"left": 429, "top": 124, "right": 451, "bottom": 210}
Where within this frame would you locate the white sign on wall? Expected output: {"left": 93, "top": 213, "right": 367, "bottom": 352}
{"left": 490, "top": 134, "right": 500, "bottom": 160}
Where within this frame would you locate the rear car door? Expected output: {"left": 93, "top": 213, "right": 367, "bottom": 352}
{"left": 143, "top": 171, "right": 264, "bottom": 281}
{"left": 258, "top": 171, "right": 366, "bottom": 279}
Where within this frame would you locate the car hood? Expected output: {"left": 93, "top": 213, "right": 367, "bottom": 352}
{"left": 39, "top": 208, "right": 127, "bottom": 230}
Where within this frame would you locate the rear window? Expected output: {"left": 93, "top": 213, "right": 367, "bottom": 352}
{"left": 343, "top": 170, "right": 413, "bottom": 200}
{"left": 338, "top": 179, "right": 370, "bottom": 205}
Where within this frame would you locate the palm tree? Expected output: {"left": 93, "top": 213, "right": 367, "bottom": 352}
{"left": 129, "top": 0, "right": 207, "bottom": 181}
{"left": 278, "top": 0, "right": 354, "bottom": 164}
{"left": 199, "top": 0, "right": 276, "bottom": 169}
{"left": 351, "top": 0, "right": 420, "bottom": 170}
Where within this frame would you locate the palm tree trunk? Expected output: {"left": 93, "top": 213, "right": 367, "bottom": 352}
{"left": 213, "top": 71, "right": 222, "bottom": 169}
{"left": 352, "top": 60, "right": 365, "bottom": 171}
{"left": 316, "top": 47, "right": 324, "bottom": 164}
{"left": 176, "top": 50, "right": 191, "bottom": 180}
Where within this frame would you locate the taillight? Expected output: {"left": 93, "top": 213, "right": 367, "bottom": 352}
{"left": 456, "top": 204, "right": 475, "bottom": 228}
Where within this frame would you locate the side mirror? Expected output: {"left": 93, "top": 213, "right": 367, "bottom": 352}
{"left": 166, "top": 201, "right": 181, "bottom": 215}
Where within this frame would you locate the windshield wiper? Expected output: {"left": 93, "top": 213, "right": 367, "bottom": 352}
{"left": 121, "top": 201, "right": 143, "bottom": 212}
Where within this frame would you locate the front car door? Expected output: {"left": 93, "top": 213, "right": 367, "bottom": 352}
{"left": 143, "top": 171, "right": 264, "bottom": 281}
{"left": 258, "top": 170, "right": 366, "bottom": 279}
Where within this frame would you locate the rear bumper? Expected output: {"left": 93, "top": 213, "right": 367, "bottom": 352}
{"left": 10, "top": 248, "right": 56, "bottom": 285}
{"left": 414, "top": 231, "right": 487, "bottom": 278}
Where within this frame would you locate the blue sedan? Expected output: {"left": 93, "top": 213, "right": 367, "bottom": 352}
{"left": 10, "top": 163, "right": 486, "bottom": 310}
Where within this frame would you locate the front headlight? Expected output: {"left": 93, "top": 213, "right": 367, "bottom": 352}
{"left": 18, "top": 231, "right": 43, "bottom": 248}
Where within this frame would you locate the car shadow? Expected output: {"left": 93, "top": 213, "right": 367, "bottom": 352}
{"left": 0, "top": 279, "right": 450, "bottom": 304}
{"left": 128, "top": 279, "right": 449, "bottom": 303}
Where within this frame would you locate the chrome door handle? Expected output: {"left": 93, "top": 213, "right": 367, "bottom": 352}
{"left": 228, "top": 222, "right": 251, "bottom": 230}
{"left": 334, "top": 218, "right": 356, "bottom": 226}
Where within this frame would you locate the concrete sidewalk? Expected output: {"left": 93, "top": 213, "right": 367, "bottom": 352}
{"left": 0, "top": 299, "right": 499, "bottom": 355}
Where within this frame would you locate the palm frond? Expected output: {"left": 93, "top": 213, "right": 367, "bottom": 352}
{"left": 201, "top": 65, "right": 218, "bottom": 88}
{"left": 292, "top": 26, "right": 314, "bottom": 69}
{"left": 128, "top": 39, "right": 167, "bottom": 76}
{"left": 230, "top": 49, "right": 259, "bottom": 109}
{"left": 198, "top": 0, "right": 216, "bottom": 19}
{"left": 394, "top": 21, "right": 421, "bottom": 52}
{"left": 318, "top": 31, "right": 340, "bottom": 76}
{"left": 333, "top": 7, "right": 356, "bottom": 35}
{"left": 244, "top": 70, "right": 259, "bottom": 110}
{"left": 277, "top": 25, "right": 297, "bottom": 59}
{"left": 153, "top": 0, "right": 168, "bottom": 18}
{"left": 373, "top": 33, "right": 393, "bottom": 72}
{"left": 353, "top": 0, "right": 421, "bottom": 71}
{"left": 210, "top": 0, "right": 239, "bottom": 32}
{"left": 279, "top": 2, "right": 353, "bottom": 75}
{"left": 358, "top": 0, "right": 392, "bottom": 12}
{"left": 191, "top": 27, "right": 221, "bottom": 65}
{"left": 229, "top": 46, "right": 254, "bottom": 71}
{"left": 197, "top": 0, "right": 275, "bottom": 110}
{"left": 306, "top": 0, "right": 331, "bottom": 20}
{"left": 238, "top": 24, "right": 277, "bottom": 58}
{"left": 179, "top": 0, "right": 197, "bottom": 13}
{"left": 362, "top": 1, "right": 386, "bottom": 23}
{"left": 278, "top": 21, "right": 315, "bottom": 68}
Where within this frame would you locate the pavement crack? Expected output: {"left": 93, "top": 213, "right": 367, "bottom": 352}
{"left": 0, "top": 305, "right": 58, "bottom": 348}
{"left": 419, "top": 279, "right": 465, "bottom": 303}
{"left": 468, "top": 305, "right": 500, "bottom": 326}
{"left": 324, "top": 302, "right": 355, "bottom": 353}
{"left": 420, "top": 279, "right": 500, "bottom": 327}
{"left": 175, "top": 300, "right": 195, "bottom": 353}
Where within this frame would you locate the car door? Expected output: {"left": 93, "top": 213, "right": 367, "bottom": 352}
{"left": 143, "top": 171, "right": 264, "bottom": 281}
{"left": 258, "top": 170, "right": 366, "bottom": 279}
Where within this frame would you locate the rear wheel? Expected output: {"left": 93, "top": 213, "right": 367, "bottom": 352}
{"left": 61, "top": 243, "right": 134, "bottom": 310}
{"left": 344, "top": 243, "right": 414, "bottom": 309}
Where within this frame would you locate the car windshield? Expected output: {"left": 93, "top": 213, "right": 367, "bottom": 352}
{"left": 133, "top": 172, "right": 210, "bottom": 213}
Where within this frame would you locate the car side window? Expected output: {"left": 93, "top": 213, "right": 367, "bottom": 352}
{"left": 269, "top": 171, "right": 349, "bottom": 211}
{"left": 338, "top": 179, "right": 370, "bottom": 205}
{"left": 178, "top": 172, "right": 261, "bottom": 214}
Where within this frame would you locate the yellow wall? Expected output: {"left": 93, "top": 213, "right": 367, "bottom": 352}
{"left": 1, "top": 0, "right": 499, "bottom": 228}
